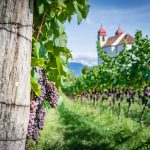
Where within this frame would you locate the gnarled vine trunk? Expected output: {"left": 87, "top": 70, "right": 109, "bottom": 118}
{"left": 0, "top": 1, "right": 33, "bottom": 149}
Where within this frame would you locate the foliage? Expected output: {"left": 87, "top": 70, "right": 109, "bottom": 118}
{"left": 62, "top": 31, "right": 150, "bottom": 123}
{"left": 82, "top": 65, "right": 89, "bottom": 74}
{"left": 27, "top": 0, "right": 90, "bottom": 144}
{"left": 63, "top": 31, "right": 150, "bottom": 94}
{"left": 31, "top": 0, "right": 90, "bottom": 93}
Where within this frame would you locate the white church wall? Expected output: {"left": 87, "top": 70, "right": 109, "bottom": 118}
{"left": 126, "top": 44, "right": 132, "bottom": 50}
{"left": 98, "top": 46, "right": 116, "bottom": 64}
{"left": 98, "top": 44, "right": 133, "bottom": 64}
{"left": 97, "top": 47, "right": 110, "bottom": 64}
{"left": 111, "top": 46, "right": 117, "bottom": 55}
{"left": 99, "top": 36, "right": 107, "bottom": 47}
{"left": 103, "top": 47, "right": 111, "bottom": 55}
{"left": 116, "top": 45, "right": 124, "bottom": 54}
{"left": 98, "top": 56, "right": 102, "bottom": 64}
{"left": 116, "top": 44, "right": 132, "bottom": 54}
{"left": 103, "top": 46, "right": 117, "bottom": 56}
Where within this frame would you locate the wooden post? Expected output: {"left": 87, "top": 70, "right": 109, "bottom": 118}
{"left": 0, "top": 0, "right": 33, "bottom": 149}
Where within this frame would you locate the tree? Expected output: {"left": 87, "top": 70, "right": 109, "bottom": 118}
{"left": 82, "top": 66, "right": 89, "bottom": 74}
{"left": 0, "top": 1, "right": 33, "bottom": 149}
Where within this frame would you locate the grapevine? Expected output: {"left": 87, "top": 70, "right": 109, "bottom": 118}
{"left": 62, "top": 31, "right": 150, "bottom": 123}
{"left": 28, "top": 0, "right": 90, "bottom": 144}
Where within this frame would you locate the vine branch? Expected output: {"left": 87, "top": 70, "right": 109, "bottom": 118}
{"left": 36, "top": 13, "right": 45, "bottom": 40}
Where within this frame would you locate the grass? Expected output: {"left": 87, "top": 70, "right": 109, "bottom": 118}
{"left": 28, "top": 95, "right": 150, "bottom": 150}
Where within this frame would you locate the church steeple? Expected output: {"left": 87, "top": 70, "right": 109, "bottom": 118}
{"left": 99, "top": 25, "right": 107, "bottom": 36}
{"left": 115, "top": 26, "right": 123, "bottom": 36}
{"left": 98, "top": 25, "right": 107, "bottom": 47}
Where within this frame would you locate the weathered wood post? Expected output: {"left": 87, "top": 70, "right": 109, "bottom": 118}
{"left": 0, "top": 1, "right": 33, "bottom": 149}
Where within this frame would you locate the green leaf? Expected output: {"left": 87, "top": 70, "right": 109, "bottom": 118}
{"left": 57, "top": 19, "right": 65, "bottom": 34}
{"left": 39, "top": 43, "right": 48, "bottom": 59}
{"left": 39, "top": 4, "right": 44, "bottom": 14}
{"left": 56, "top": 56, "right": 62, "bottom": 75}
{"left": 33, "top": 70, "right": 40, "bottom": 81}
{"left": 44, "top": 100, "right": 51, "bottom": 109}
{"left": 33, "top": 42, "right": 40, "bottom": 57}
{"left": 62, "top": 65, "right": 69, "bottom": 75}
{"left": 46, "top": 0, "right": 52, "bottom": 4}
{"left": 57, "top": 0, "right": 63, "bottom": 6}
{"left": 31, "top": 68, "right": 40, "bottom": 81}
{"left": 43, "top": 41, "right": 53, "bottom": 51}
{"left": 31, "top": 57, "right": 46, "bottom": 68}
{"left": 73, "top": 1, "right": 83, "bottom": 25}
{"left": 50, "top": 8, "right": 55, "bottom": 18}
{"left": 31, "top": 76, "right": 41, "bottom": 96}
{"left": 54, "top": 34, "right": 67, "bottom": 47}
{"left": 77, "top": 0, "right": 86, "bottom": 5}
{"left": 81, "top": 3, "right": 90, "bottom": 19}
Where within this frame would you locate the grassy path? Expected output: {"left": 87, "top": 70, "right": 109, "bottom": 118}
{"left": 29, "top": 96, "right": 150, "bottom": 150}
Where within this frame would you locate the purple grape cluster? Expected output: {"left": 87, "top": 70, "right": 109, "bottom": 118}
{"left": 31, "top": 102, "right": 46, "bottom": 142}
{"left": 38, "top": 106, "right": 46, "bottom": 129}
{"left": 46, "top": 82, "right": 58, "bottom": 108}
{"left": 27, "top": 101, "right": 38, "bottom": 139}
{"left": 26, "top": 68, "right": 59, "bottom": 143}
{"left": 26, "top": 69, "right": 46, "bottom": 142}
{"left": 32, "top": 106, "right": 46, "bottom": 142}
{"left": 144, "top": 86, "right": 150, "bottom": 97}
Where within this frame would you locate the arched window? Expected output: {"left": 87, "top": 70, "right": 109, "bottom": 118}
{"left": 102, "top": 36, "right": 105, "bottom": 41}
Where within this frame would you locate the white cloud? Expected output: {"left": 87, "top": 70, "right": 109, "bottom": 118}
{"left": 70, "top": 52, "right": 98, "bottom": 66}
{"left": 66, "top": 3, "right": 150, "bottom": 67}
{"left": 91, "top": 5, "right": 150, "bottom": 26}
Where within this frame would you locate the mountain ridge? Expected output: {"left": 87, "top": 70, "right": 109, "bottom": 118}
{"left": 68, "top": 62, "right": 84, "bottom": 76}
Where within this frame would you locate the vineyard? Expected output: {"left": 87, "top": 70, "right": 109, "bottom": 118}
{"left": 28, "top": 95, "right": 150, "bottom": 150}
{"left": 62, "top": 31, "right": 150, "bottom": 124}
{"left": 27, "top": 30, "right": 150, "bottom": 150}
{"left": 0, "top": 0, "right": 150, "bottom": 150}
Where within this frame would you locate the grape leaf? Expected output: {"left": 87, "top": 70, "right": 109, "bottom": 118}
{"left": 31, "top": 76, "right": 41, "bottom": 96}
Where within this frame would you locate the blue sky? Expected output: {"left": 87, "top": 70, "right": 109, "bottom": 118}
{"left": 65, "top": 0, "right": 150, "bottom": 66}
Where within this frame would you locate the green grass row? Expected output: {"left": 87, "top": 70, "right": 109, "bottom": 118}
{"left": 28, "top": 95, "right": 150, "bottom": 150}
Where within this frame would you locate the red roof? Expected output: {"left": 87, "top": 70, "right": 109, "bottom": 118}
{"left": 99, "top": 27, "right": 107, "bottom": 36}
{"left": 115, "top": 27, "right": 123, "bottom": 36}
{"left": 102, "top": 33, "right": 134, "bottom": 48}
{"left": 102, "top": 34, "right": 121, "bottom": 48}
{"left": 118, "top": 34, "right": 134, "bottom": 45}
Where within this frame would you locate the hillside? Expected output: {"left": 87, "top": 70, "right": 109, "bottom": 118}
{"left": 68, "top": 62, "right": 84, "bottom": 76}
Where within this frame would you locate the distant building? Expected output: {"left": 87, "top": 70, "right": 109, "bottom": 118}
{"left": 98, "top": 26, "right": 134, "bottom": 64}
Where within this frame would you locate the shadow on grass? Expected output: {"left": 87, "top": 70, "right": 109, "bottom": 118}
{"left": 58, "top": 103, "right": 150, "bottom": 150}
{"left": 57, "top": 103, "right": 116, "bottom": 150}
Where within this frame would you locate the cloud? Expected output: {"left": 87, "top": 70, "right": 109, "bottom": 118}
{"left": 90, "top": 5, "right": 150, "bottom": 26}
{"left": 70, "top": 52, "right": 98, "bottom": 66}
{"left": 66, "top": 3, "right": 150, "bottom": 67}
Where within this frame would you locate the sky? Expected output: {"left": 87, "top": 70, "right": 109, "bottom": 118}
{"left": 65, "top": 0, "right": 150, "bottom": 66}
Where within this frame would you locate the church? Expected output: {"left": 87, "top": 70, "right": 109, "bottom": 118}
{"left": 98, "top": 26, "right": 134, "bottom": 64}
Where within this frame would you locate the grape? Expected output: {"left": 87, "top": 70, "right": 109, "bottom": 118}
{"left": 32, "top": 126, "right": 39, "bottom": 142}
{"left": 37, "top": 106, "right": 46, "bottom": 130}
{"left": 26, "top": 101, "right": 37, "bottom": 139}
{"left": 26, "top": 68, "right": 47, "bottom": 142}
{"left": 144, "top": 86, "right": 150, "bottom": 97}
{"left": 26, "top": 68, "right": 59, "bottom": 143}
{"left": 46, "top": 82, "right": 58, "bottom": 108}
